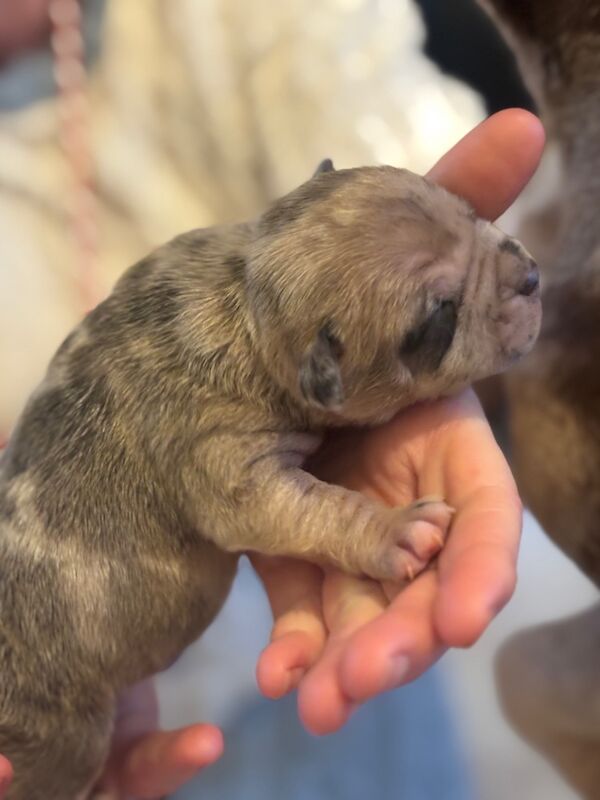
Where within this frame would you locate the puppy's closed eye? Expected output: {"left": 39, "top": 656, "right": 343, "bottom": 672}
{"left": 400, "top": 300, "right": 457, "bottom": 374}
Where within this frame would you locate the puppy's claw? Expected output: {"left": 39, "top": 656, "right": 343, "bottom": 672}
{"left": 410, "top": 494, "right": 444, "bottom": 507}
{"left": 431, "top": 531, "right": 445, "bottom": 550}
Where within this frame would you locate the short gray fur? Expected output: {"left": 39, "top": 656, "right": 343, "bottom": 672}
{"left": 0, "top": 162, "right": 541, "bottom": 798}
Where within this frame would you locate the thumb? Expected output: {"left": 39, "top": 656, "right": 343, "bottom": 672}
{"left": 0, "top": 755, "right": 13, "bottom": 798}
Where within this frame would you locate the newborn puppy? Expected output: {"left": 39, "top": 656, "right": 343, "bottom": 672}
{"left": 0, "top": 162, "right": 540, "bottom": 799}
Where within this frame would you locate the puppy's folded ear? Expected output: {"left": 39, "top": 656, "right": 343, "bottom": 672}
{"left": 299, "top": 323, "right": 344, "bottom": 409}
{"left": 312, "top": 158, "right": 335, "bottom": 177}
{"left": 400, "top": 300, "right": 457, "bottom": 374}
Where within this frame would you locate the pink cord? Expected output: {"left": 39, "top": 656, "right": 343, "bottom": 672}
{"left": 1, "top": 2, "right": 100, "bottom": 448}
{"left": 49, "top": 0, "right": 100, "bottom": 312}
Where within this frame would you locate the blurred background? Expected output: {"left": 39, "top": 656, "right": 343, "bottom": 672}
{"left": 0, "top": 1, "right": 595, "bottom": 798}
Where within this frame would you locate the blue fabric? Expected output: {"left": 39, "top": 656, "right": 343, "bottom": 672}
{"left": 174, "top": 668, "right": 473, "bottom": 800}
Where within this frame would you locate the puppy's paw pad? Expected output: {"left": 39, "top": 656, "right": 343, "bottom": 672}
{"left": 397, "top": 519, "right": 446, "bottom": 561}
{"left": 377, "top": 498, "right": 454, "bottom": 579}
{"left": 395, "top": 497, "right": 455, "bottom": 533}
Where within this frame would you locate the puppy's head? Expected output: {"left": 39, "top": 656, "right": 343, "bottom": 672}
{"left": 246, "top": 164, "right": 541, "bottom": 424}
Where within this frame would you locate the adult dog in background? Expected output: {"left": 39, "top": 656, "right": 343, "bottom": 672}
{"left": 477, "top": 1, "right": 600, "bottom": 796}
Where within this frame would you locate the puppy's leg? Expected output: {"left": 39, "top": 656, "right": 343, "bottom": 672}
{"left": 195, "top": 431, "right": 453, "bottom": 582}
{"left": 495, "top": 604, "right": 600, "bottom": 799}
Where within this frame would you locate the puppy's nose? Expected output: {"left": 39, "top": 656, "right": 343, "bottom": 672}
{"left": 518, "top": 264, "right": 540, "bottom": 296}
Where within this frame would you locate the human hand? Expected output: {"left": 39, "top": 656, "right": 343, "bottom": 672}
{"left": 0, "top": 679, "right": 223, "bottom": 799}
{"left": 253, "top": 108, "right": 546, "bottom": 735}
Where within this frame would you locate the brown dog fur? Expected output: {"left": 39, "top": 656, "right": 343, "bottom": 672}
{"left": 477, "top": 2, "right": 600, "bottom": 795}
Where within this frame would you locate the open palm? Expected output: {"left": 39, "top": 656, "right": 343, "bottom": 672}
{"left": 254, "top": 387, "right": 523, "bottom": 733}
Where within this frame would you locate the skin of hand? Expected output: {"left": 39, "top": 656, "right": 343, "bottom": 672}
{"left": 0, "top": 108, "right": 545, "bottom": 798}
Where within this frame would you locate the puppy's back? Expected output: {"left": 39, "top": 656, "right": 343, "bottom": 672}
{"left": 0, "top": 225, "right": 254, "bottom": 797}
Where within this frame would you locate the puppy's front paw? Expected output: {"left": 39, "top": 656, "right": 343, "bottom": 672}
{"left": 367, "top": 496, "right": 454, "bottom": 582}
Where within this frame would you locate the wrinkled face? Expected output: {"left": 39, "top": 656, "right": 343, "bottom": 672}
{"left": 247, "top": 164, "right": 541, "bottom": 425}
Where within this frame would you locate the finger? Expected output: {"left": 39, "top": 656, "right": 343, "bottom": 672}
{"left": 297, "top": 637, "right": 356, "bottom": 735}
{"left": 339, "top": 570, "right": 446, "bottom": 703}
{"left": 252, "top": 555, "right": 328, "bottom": 698}
{"left": 116, "top": 725, "right": 223, "bottom": 799}
{"left": 427, "top": 397, "right": 522, "bottom": 646}
{"left": 435, "top": 483, "right": 522, "bottom": 648}
{"left": 257, "top": 630, "right": 325, "bottom": 699}
{"left": 0, "top": 756, "right": 13, "bottom": 797}
{"left": 297, "top": 572, "right": 388, "bottom": 735}
{"left": 427, "top": 108, "right": 545, "bottom": 220}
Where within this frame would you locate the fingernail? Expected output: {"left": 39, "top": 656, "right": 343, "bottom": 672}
{"left": 384, "top": 654, "right": 411, "bottom": 690}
